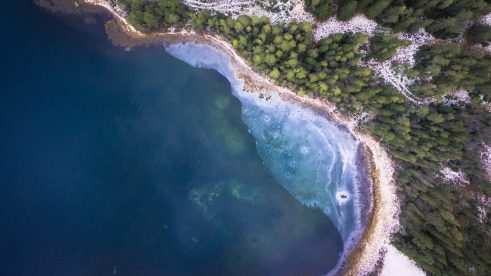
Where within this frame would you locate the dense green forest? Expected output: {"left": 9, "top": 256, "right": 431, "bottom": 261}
{"left": 116, "top": 0, "right": 189, "bottom": 28}
{"left": 306, "top": 0, "right": 491, "bottom": 39}
{"left": 411, "top": 45, "right": 491, "bottom": 98}
{"left": 466, "top": 24, "right": 491, "bottom": 45}
{"left": 114, "top": 0, "right": 491, "bottom": 275}
{"left": 369, "top": 35, "right": 410, "bottom": 61}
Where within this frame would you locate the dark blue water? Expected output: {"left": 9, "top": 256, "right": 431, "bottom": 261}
{"left": 0, "top": 1, "right": 343, "bottom": 275}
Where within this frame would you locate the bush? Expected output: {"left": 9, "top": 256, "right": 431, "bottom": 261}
{"left": 337, "top": 0, "right": 358, "bottom": 21}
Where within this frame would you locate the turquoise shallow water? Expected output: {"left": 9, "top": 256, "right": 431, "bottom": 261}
{"left": 0, "top": 1, "right": 367, "bottom": 275}
{"left": 167, "top": 44, "right": 366, "bottom": 269}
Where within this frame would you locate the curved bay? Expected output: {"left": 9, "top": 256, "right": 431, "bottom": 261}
{"left": 0, "top": 2, "right": 344, "bottom": 275}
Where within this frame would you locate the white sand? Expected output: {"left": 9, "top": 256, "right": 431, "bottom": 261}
{"left": 393, "top": 29, "right": 435, "bottom": 66}
{"left": 381, "top": 245, "right": 425, "bottom": 276}
{"left": 440, "top": 167, "right": 470, "bottom": 186}
{"left": 314, "top": 14, "right": 379, "bottom": 41}
{"left": 444, "top": 89, "right": 471, "bottom": 107}
{"left": 476, "top": 192, "right": 491, "bottom": 224}
{"left": 479, "top": 12, "right": 491, "bottom": 25}
{"left": 482, "top": 144, "right": 491, "bottom": 182}
{"left": 183, "top": 0, "right": 314, "bottom": 24}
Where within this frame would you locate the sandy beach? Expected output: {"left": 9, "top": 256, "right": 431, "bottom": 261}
{"left": 73, "top": 0, "right": 401, "bottom": 274}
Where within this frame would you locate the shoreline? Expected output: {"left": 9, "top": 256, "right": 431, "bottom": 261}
{"left": 77, "top": 1, "right": 401, "bottom": 274}
{"left": 165, "top": 41, "right": 370, "bottom": 275}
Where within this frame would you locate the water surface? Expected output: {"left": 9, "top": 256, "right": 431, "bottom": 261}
{"left": 0, "top": 2, "right": 348, "bottom": 275}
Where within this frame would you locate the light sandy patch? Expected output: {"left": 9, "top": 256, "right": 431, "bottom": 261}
{"left": 443, "top": 89, "right": 471, "bottom": 107}
{"left": 393, "top": 29, "right": 435, "bottom": 66}
{"left": 183, "top": 0, "right": 255, "bottom": 14}
{"left": 482, "top": 144, "right": 491, "bottom": 182}
{"left": 313, "top": 14, "right": 378, "bottom": 41}
{"left": 440, "top": 166, "right": 470, "bottom": 186}
{"left": 476, "top": 192, "right": 491, "bottom": 224}
{"left": 381, "top": 245, "right": 425, "bottom": 276}
{"left": 183, "top": 0, "right": 314, "bottom": 24}
{"left": 479, "top": 12, "right": 491, "bottom": 25}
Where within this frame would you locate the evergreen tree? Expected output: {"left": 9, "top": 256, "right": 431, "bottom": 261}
{"left": 337, "top": 0, "right": 358, "bottom": 21}
{"left": 467, "top": 24, "right": 491, "bottom": 44}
